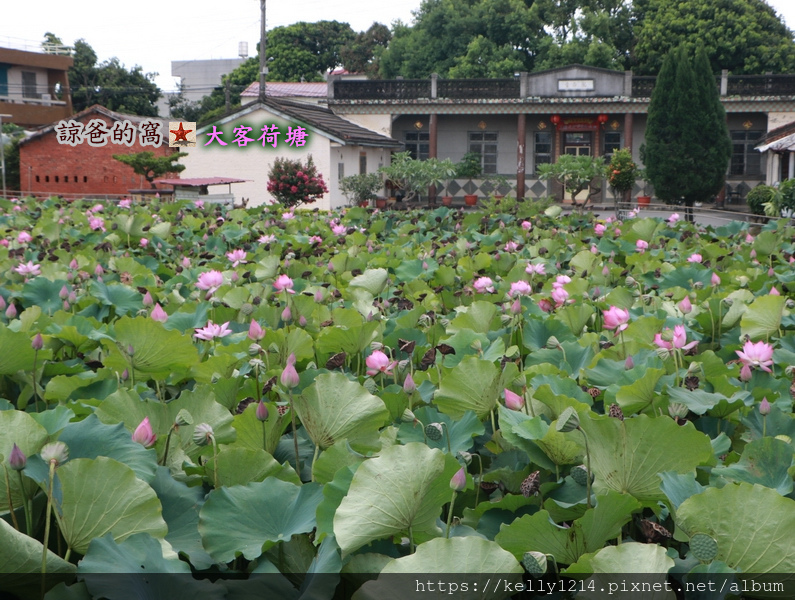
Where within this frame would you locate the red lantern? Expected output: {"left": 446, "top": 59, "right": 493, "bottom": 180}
{"left": 550, "top": 114, "right": 561, "bottom": 125}
{"left": 597, "top": 114, "right": 609, "bottom": 124}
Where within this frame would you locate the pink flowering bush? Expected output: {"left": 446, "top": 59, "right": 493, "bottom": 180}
{"left": 267, "top": 155, "right": 328, "bottom": 208}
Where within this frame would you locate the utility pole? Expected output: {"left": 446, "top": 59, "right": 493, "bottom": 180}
{"left": 224, "top": 79, "right": 231, "bottom": 112}
{"left": 259, "top": 0, "right": 267, "bottom": 102}
{"left": 0, "top": 114, "right": 12, "bottom": 199}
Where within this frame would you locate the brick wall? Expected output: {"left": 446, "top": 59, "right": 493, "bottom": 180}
{"left": 19, "top": 112, "right": 177, "bottom": 197}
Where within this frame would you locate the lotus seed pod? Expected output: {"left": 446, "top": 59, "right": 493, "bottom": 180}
{"left": 668, "top": 402, "right": 689, "bottom": 419}
{"left": 40, "top": 441, "right": 69, "bottom": 466}
{"left": 400, "top": 408, "right": 418, "bottom": 424}
{"left": 520, "top": 471, "right": 541, "bottom": 497}
{"left": 570, "top": 465, "right": 591, "bottom": 486}
{"left": 521, "top": 551, "right": 547, "bottom": 575}
{"left": 556, "top": 407, "right": 580, "bottom": 432}
{"left": 240, "top": 302, "right": 254, "bottom": 316}
{"left": 425, "top": 423, "right": 444, "bottom": 441}
{"left": 545, "top": 336, "right": 561, "bottom": 350}
{"left": 608, "top": 403, "right": 624, "bottom": 421}
{"left": 690, "top": 533, "right": 718, "bottom": 563}
{"left": 193, "top": 423, "right": 214, "bottom": 446}
{"left": 174, "top": 409, "right": 193, "bottom": 427}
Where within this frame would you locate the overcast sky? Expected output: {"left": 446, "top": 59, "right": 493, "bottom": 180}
{"left": 4, "top": 0, "right": 795, "bottom": 93}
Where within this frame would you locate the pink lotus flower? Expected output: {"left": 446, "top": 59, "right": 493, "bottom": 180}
{"left": 331, "top": 224, "right": 347, "bottom": 235}
{"left": 15, "top": 261, "right": 41, "bottom": 277}
{"left": 280, "top": 353, "right": 300, "bottom": 388}
{"left": 736, "top": 340, "right": 774, "bottom": 373}
{"left": 504, "top": 389, "right": 524, "bottom": 410}
{"left": 603, "top": 306, "right": 630, "bottom": 334}
{"left": 119, "top": 198, "right": 132, "bottom": 209}
{"left": 551, "top": 286, "right": 569, "bottom": 307}
{"left": 687, "top": 253, "right": 703, "bottom": 263}
{"left": 594, "top": 223, "right": 606, "bottom": 236}
{"left": 248, "top": 320, "right": 265, "bottom": 341}
{"left": 150, "top": 303, "right": 168, "bottom": 323}
{"left": 309, "top": 235, "right": 323, "bottom": 244}
{"left": 259, "top": 234, "right": 277, "bottom": 244}
{"left": 552, "top": 275, "right": 571, "bottom": 289}
{"left": 0, "top": 239, "right": 8, "bottom": 247}
{"left": 89, "top": 217, "right": 105, "bottom": 232}
{"left": 274, "top": 274, "right": 295, "bottom": 294}
{"left": 745, "top": 234, "right": 754, "bottom": 243}
{"left": 668, "top": 213, "right": 681, "bottom": 225}
{"left": 17, "top": 231, "right": 32, "bottom": 243}
{"left": 509, "top": 280, "right": 532, "bottom": 297}
{"left": 132, "top": 417, "right": 156, "bottom": 448}
{"left": 282, "top": 211, "right": 295, "bottom": 220}
{"left": 226, "top": 249, "right": 247, "bottom": 267}
{"left": 636, "top": 239, "right": 649, "bottom": 253}
{"left": 181, "top": 257, "right": 191, "bottom": 268}
{"left": 140, "top": 238, "right": 149, "bottom": 248}
{"left": 366, "top": 350, "right": 397, "bottom": 376}
{"left": 474, "top": 277, "right": 495, "bottom": 293}
{"left": 194, "top": 320, "right": 233, "bottom": 341}
{"left": 538, "top": 298, "right": 553, "bottom": 313}
{"left": 197, "top": 270, "right": 224, "bottom": 295}
{"left": 526, "top": 262, "right": 546, "bottom": 276}
{"left": 504, "top": 241, "right": 519, "bottom": 252}
{"left": 770, "top": 287, "right": 781, "bottom": 296}
{"left": 711, "top": 272, "right": 721, "bottom": 286}
{"left": 654, "top": 325, "right": 697, "bottom": 352}
{"left": 521, "top": 221, "right": 532, "bottom": 231}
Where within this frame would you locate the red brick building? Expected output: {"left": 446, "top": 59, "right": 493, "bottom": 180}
{"left": 18, "top": 105, "right": 176, "bottom": 197}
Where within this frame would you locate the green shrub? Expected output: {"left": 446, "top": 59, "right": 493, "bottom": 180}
{"left": 746, "top": 184, "right": 775, "bottom": 216}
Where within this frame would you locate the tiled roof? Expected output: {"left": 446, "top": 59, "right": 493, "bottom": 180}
{"left": 155, "top": 177, "right": 249, "bottom": 187}
{"left": 207, "top": 98, "right": 401, "bottom": 148}
{"left": 19, "top": 105, "right": 168, "bottom": 146}
{"left": 241, "top": 82, "right": 328, "bottom": 98}
{"left": 756, "top": 120, "right": 795, "bottom": 146}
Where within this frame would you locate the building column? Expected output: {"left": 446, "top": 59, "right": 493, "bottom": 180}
{"left": 429, "top": 113, "right": 438, "bottom": 201}
{"left": 772, "top": 153, "right": 781, "bottom": 185}
{"left": 517, "top": 113, "right": 526, "bottom": 200}
{"left": 789, "top": 151, "right": 795, "bottom": 180}
{"left": 624, "top": 113, "right": 634, "bottom": 152}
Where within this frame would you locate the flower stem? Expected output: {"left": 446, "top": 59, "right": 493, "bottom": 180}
{"left": 42, "top": 460, "right": 56, "bottom": 574}
{"left": 445, "top": 491, "right": 457, "bottom": 538}
{"left": 311, "top": 443, "right": 319, "bottom": 482}
{"left": 32, "top": 349, "right": 40, "bottom": 413}
{"left": 579, "top": 428, "right": 592, "bottom": 509}
{"left": 288, "top": 390, "right": 300, "bottom": 477}
{"left": 17, "top": 470, "right": 32, "bottom": 536}
{"left": 2, "top": 465, "right": 19, "bottom": 531}
{"left": 161, "top": 428, "right": 173, "bottom": 467}
{"left": 211, "top": 436, "right": 219, "bottom": 488}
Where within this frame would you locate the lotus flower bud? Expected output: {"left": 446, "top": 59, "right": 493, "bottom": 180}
{"left": 9, "top": 443, "right": 26, "bottom": 471}
{"left": 94, "top": 264, "right": 104, "bottom": 277}
{"left": 678, "top": 296, "right": 692, "bottom": 314}
{"left": 256, "top": 401, "right": 269, "bottom": 422}
{"left": 68, "top": 291, "right": 77, "bottom": 304}
{"left": 142, "top": 291, "right": 153, "bottom": 307}
{"left": 511, "top": 299, "right": 522, "bottom": 315}
{"left": 150, "top": 303, "right": 168, "bottom": 323}
{"left": 5, "top": 304, "right": 17, "bottom": 319}
{"left": 403, "top": 373, "right": 416, "bottom": 394}
{"left": 314, "top": 289, "right": 324, "bottom": 303}
{"left": 504, "top": 389, "right": 524, "bottom": 410}
{"left": 555, "top": 407, "right": 580, "bottom": 432}
{"left": 40, "top": 441, "right": 68, "bottom": 466}
{"left": 280, "top": 353, "right": 300, "bottom": 389}
{"left": 31, "top": 333, "right": 43, "bottom": 350}
{"left": 625, "top": 355, "right": 634, "bottom": 370}
{"left": 298, "top": 315, "right": 307, "bottom": 327}
{"left": 281, "top": 306, "right": 292, "bottom": 322}
{"left": 121, "top": 369, "right": 129, "bottom": 381}
{"left": 759, "top": 397, "right": 771, "bottom": 416}
{"left": 450, "top": 467, "right": 467, "bottom": 492}
{"left": 248, "top": 320, "right": 265, "bottom": 341}
{"left": 740, "top": 364, "right": 752, "bottom": 382}
{"left": 193, "top": 423, "right": 214, "bottom": 446}
{"left": 59, "top": 285, "right": 69, "bottom": 300}
{"left": 132, "top": 417, "right": 156, "bottom": 448}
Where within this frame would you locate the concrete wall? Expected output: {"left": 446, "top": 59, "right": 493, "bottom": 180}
{"left": 171, "top": 58, "right": 246, "bottom": 103}
{"left": 766, "top": 112, "right": 795, "bottom": 132}
{"left": 328, "top": 145, "right": 390, "bottom": 208}
{"left": 526, "top": 66, "right": 626, "bottom": 98}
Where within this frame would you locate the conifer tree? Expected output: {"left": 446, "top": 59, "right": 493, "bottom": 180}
{"left": 643, "top": 45, "right": 731, "bottom": 220}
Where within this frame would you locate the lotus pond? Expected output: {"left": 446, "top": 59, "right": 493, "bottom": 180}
{"left": 1, "top": 196, "right": 795, "bottom": 598}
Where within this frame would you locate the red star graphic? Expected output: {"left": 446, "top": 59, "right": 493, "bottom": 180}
{"left": 170, "top": 122, "right": 192, "bottom": 142}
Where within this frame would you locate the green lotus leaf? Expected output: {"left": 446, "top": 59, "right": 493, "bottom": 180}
{"left": 0, "top": 325, "right": 37, "bottom": 375}
{"left": 316, "top": 464, "right": 359, "bottom": 544}
{"left": 203, "top": 446, "right": 297, "bottom": 487}
{"left": 348, "top": 268, "right": 388, "bottom": 295}
{"left": 353, "top": 538, "right": 522, "bottom": 600}
{"left": 448, "top": 301, "right": 498, "bottom": 335}
{"left": 711, "top": 438, "right": 794, "bottom": 495}
{"left": 0, "top": 410, "right": 48, "bottom": 515}
{"left": 496, "top": 491, "right": 640, "bottom": 565}
{"left": 77, "top": 532, "right": 192, "bottom": 574}
{"left": 567, "top": 543, "right": 676, "bottom": 600}
{"left": 579, "top": 414, "right": 713, "bottom": 502}
{"left": 89, "top": 280, "right": 142, "bottom": 317}
{"left": 0, "top": 518, "right": 75, "bottom": 584}
{"left": 740, "top": 295, "right": 787, "bottom": 341}
{"left": 397, "top": 406, "right": 484, "bottom": 455}
{"left": 333, "top": 442, "right": 460, "bottom": 554}
{"left": 434, "top": 356, "right": 500, "bottom": 420}
{"left": 21, "top": 277, "right": 69, "bottom": 315}
{"left": 677, "top": 483, "right": 795, "bottom": 577}
{"left": 103, "top": 316, "right": 198, "bottom": 377}
{"left": 149, "top": 466, "right": 214, "bottom": 570}
{"left": 659, "top": 471, "right": 706, "bottom": 510}
{"left": 614, "top": 368, "right": 665, "bottom": 414}
{"left": 57, "top": 457, "right": 167, "bottom": 555}
{"left": 295, "top": 372, "right": 389, "bottom": 450}
{"left": 198, "top": 478, "right": 323, "bottom": 562}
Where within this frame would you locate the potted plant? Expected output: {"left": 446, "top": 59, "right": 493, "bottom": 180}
{"left": 764, "top": 179, "right": 795, "bottom": 219}
{"left": 340, "top": 172, "right": 383, "bottom": 208}
{"left": 379, "top": 152, "right": 455, "bottom": 205}
{"left": 607, "top": 148, "right": 638, "bottom": 214}
{"left": 455, "top": 152, "right": 482, "bottom": 205}
{"left": 537, "top": 154, "right": 608, "bottom": 213}
{"left": 637, "top": 169, "right": 653, "bottom": 206}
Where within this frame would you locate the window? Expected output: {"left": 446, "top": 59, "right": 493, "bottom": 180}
{"left": 35, "top": 175, "right": 40, "bottom": 183}
{"left": 603, "top": 132, "right": 622, "bottom": 160}
{"left": 0, "top": 66, "right": 7, "bottom": 97}
{"left": 73, "top": 176, "right": 78, "bottom": 182}
{"left": 83, "top": 176, "right": 88, "bottom": 183}
{"left": 534, "top": 131, "right": 552, "bottom": 173}
{"left": 21, "top": 71, "right": 38, "bottom": 99}
{"left": 404, "top": 131, "right": 429, "bottom": 160}
{"left": 338, "top": 163, "right": 344, "bottom": 181}
{"left": 468, "top": 131, "right": 498, "bottom": 174}
{"left": 359, "top": 152, "right": 367, "bottom": 175}
{"left": 45, "top": 176, "right": 49, "bottom": 183}
{"left": 730, "top": 130, "right": 763, "bottom": 176}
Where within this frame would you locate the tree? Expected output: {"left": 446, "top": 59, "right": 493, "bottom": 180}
{"left": 112, "top": 151, "right": 188, "bottom": 188}
{"left": 340, "top": 23, "right": 392, "bottom": 75}
{"left": 69, "top": 39, "right": 161, "bottom": 116}
{"left": 632, "top": 0, "right": 795, "bottom": 75}
{"left": 267, "top": 21, "right": 355, "bottom": 81}
{"left": 643, "top": 45, "right": 731, "bottom": 220}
